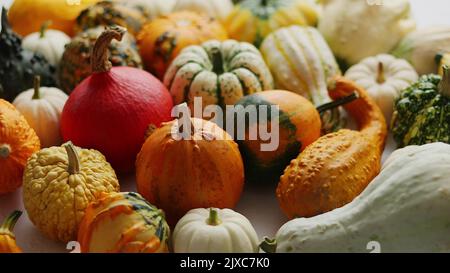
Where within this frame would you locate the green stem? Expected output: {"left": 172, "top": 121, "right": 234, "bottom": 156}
{"left": 32, "top": 76, "right": 41, "bottom": 100}
{"left": 316, "top": 92, "right": 359, "bottom": 114}
{"left": 438, "top": 65, "right": 450, "bottom": 97}
{"left": 206, "top": 208, "right": 222, "bottom": 226}
{"left": 0, "top": 144, "right": 11, "bottom": 159}
{"left": 210, "top": 48, "right": 224, "bottom": 75}
{"left": 39, "top": 21, "right": 51, "bottom": 38}
{"left": 0, "top": 211, "right": 22, "bottom": 237}
{"left": 376, "top": 62, "right": 385, "bottom": 84}
{"left": 261, "top": 0, "right": 268, "bottom": 6}
{"left": 64, "top": 142, "right": 81, "bottom": 175}
{"left": 259, "top": 237, "right": 277, "bottom": 253}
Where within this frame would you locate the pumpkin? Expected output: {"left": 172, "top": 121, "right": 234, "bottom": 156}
{"left": 345, "top": 54, "right": 419, "bottom": 123}
{"left": 78, "top": 192, "right": 170, "bottom": 253}
{"left": 115, "top": 0, "right": 176, "bottom": 20}
{"left": 137, "top": 11, "right": 228, "bottom": 79}
{"left": 173, "top": 208, "right": 259, "bottom": 253}
{"left": 8, "top": 0, "right": 100, "bottom": 37}
{"left": 172, "top": 0, "right": 234, "bottom": 21}
{"left": 164, "top": 39, "right": 274, "bottom": 113}
{"left": 262, "top": 142, "right": 450, "bottom": 253}
{"left": 0, "top": 8, "right": 57, "bottom": 102}
{"left": 61, "top": 27, "right": 173, "bottom": 173}
{"left": 0, "top": 99, "right": 40, "bottom": 195}
{"left": 277, "top": 76, "right": 387, "bottom": 219}
{"left": 392, "top": 67, "right": 450, "bottom": 147}
{"left": 136, "top": 117, "right": 245, "bottom": 226}
{"left": 22, "top": 22, "right": 71, "bottom": 67}
{"left": 58, "top": 26, "right": 142, "bottom": 94}
{"left": 0, "top": 211, "right": 22, "bottom": 253}
{"left": 23, "top": 142, "right": 120, "bottom": 242}
{"left": 75, "top": 1, "right": 147, "bottom": 36}
{"left": 260, "top": 26, "right": 342, "bottom": 133}
{"left": 224, "top": 0, "right": 319, "bottom": 47}
{"left": 437, "top": 53, "right": 450, "bottom": 76}
{"left": 13, "top": 76, "right": 68, "bottom": 148}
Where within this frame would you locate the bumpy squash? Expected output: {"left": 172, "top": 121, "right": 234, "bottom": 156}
{"left": 265, "top": 142, "right": 450, "bottom": 253}
{"left": 0, "top": 211, "right": 22, "bottom": 253}
{"left": 78, "top": 192, "right": 170, "bottom": 253}
{"left": 224, "top": 0, "right": 319, "bottom": 47}
{"left": 164, "top": 40, "right": 274, "bottom": 113}
{"left": 173, "top": 0, "right": 234, "bottom": 21}
{"left": 277, "top": 77, "right": 387, "bottom": 218}
{"left": 0, "top": 99, "right": 40, "bottom": 195}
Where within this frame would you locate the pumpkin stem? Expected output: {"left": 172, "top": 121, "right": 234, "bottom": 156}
{"left": 261, "top": 0, "right": 268, "bottom": 6}
{"left": 206, "top": 208, "right": 222, "bottom": 226}
{"left": 259, "top": 237, "right": 277, "bottom": 253}
{"left": 32, "top": 76, "right": 41, "bottom": 100}
{"left": 64, "top": 142, "right": 81, "bottom": 175}
{"left": 39, "top": 21, "right": 51, "bottom": 38}
{"left": 376, "top": 62, "right": 385, "bottom": 84}
{"left": 0, "top": 211, "right": 22, "bottom": 237}
{"left": 316, "top": 92, "right": 359, "bottom": 114}
{"left": 91, "top": 26, "right": 127, "bottom": 73}
{"left": 438, "top": 65, "right": 450, "bottom": 97}
{"left": 0, "top": 144, "right": 11, "bottom": 159}
{"left": 210, "top": 48, "right": 224, "bottom": 75}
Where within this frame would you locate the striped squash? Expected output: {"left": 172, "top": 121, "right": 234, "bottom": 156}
{"left": 164, "top": 40, "right": 274, "bottom": 114}
{"left": 260, "top": 26, "right": 342, "bottom": 133}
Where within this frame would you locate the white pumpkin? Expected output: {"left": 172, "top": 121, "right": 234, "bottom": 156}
{"left": 13, "top": 76, "right": 68, "bottom": 148}
{"left": 22, "top": 22, "right": 71, "bottom": 66}
{"left": 345, "top": 54, "right": 418, "bottom": 123}
{"left": 262, "top": 142, "right": 450, "bottom": 253}
{"left": 173, "top": 208, "right": 259, "bottom": 253}
{"left": 173, "top": 0, "right": 233, "bottom": 21}
{"left": 116, "top": 0, "right": 175, "bottom": 20}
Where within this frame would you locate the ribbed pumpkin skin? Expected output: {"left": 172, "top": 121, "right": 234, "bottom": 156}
{"left": 137, "top": 12, "right": 228, "bottom": 79}
{"left": 0, "top": 100, "right": 40, "bottom": 195}
{"left": 234, "top": 90, "right": 321, "bottom": 184}
{"left": 164, "top": 40, "right": 274, "bottom": 112}
{"left": 136, "top": 118, "right": 245, "bottom": 226}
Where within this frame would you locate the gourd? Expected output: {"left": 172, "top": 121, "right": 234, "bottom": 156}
{"left": 224, "top": 0, "right": 319, "bottom": 47}
{"left": 23, "top": 142, "right": 120, "bottom": 243}
{"left": 75, "top": 1, "right": 147, "bottom": 36}
{"left": 136, "top": 117, "right": 245, "bottom": 226}
{"left": 345, "top": 54, "right": 418, "bottom": 123}
{"left": 13, "top": 76, "right": 68, "bottom": 148}
{"left": 0, "top": 99, "right": 40, "bottom": 195}
{"left": 436, "top": 53, "right": 450, "bottom": 76}
{"left": 260, "top": 26, "right": 342, "bottom": 133}
{"left": 392, "top": 27, "right": 450, "bottom": 75}
{"left": 172, "top": 0, "right": 234, "bottom": 21}
{"left": 78, "top": 192, "right": 170, "bottom": 253}
{"left": 7, "top": 0, "right": 100, "bottom": 36}
{"left": 22, "top": 22, "right": 71, "bottom": 66}
{"left": 137, "top": 11, "right": 228, "bottom": 79}
{"left": 164, "top": 39, "right": 274, "bottom": 113}
{"left": 392, "top": 67, "right": 450, "bottom": 147}
{"left": 61, "top": 27, "right": 173, "bottom": 173}
{"left": 58, "top": 26, "right": 142, "bottom": 94}
{"left": 263, "top": 142, "right": 450, "bottom": 253}
{"left": 173, "top": 208, "right": 259, "bottom": 253}
{"left": 277, "top": 76, "right": 387, "bottom": 218}
{"left": 0, "top": 211, "right": 22, "bottom": 253}
{"left": 318, "top": 0, "right": 416, "bottom": 69}
{"left": 0, "top": 8, "right": 57, "bottom": 102}
{"left": 114, "top": 0, "right": 176, "bottom": 20}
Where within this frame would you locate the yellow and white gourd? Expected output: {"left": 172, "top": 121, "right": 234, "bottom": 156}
{"left": 173, "top": 0, "right": 234, "bottom": 21}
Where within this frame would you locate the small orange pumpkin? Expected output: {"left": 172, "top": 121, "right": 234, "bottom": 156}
{"left": 137, "top": 11, "right": 228, "bottom": 79}
{"left": 0, "top": 99, "right": 40, "bottom": 195}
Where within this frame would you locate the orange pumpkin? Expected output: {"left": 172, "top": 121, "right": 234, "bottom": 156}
{"left": 137, "top": 11, "right": 228, "bottom": 79}
{"left": 136, "top": 117, "right": 244, "bottom": 225}
{"left": 0, "top": 99, "right": 40, "bottom": 195}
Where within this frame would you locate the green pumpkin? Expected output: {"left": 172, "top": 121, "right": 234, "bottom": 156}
{"left": 392, "top": 66, "right": 450, "bottom": 147}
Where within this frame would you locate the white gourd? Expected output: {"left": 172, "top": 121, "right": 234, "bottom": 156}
{"left": 173, "top": 0, "right": 233, "bottom": 21}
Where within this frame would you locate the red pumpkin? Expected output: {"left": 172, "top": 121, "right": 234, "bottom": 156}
{"left": 61, "top": 26, "right": 173, "bottom": 173}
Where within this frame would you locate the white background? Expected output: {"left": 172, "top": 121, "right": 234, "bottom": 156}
{"left": 0, "top": 0, "right": 449, "bottom": 252}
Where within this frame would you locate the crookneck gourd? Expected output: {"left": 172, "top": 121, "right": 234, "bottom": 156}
{"left": 0, "top": 211, "right": 23, "bottom": 253}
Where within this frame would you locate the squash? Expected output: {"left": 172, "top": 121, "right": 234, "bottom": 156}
{"left": 137, "top": 11, "right": 228, "bottom": 79}
{"left": 23, "top": 142, "right": 120, "bottom": 243}
{"left": 345, "top": 54, "right": 418, "bottom": 123}
{"left": 61, "top": 27, "right": 173, "bottom": 173}
{"left": 58, "top": 26, "right": 142, "bottom": 94}
{"left": 277, "top": 76, "right": 387, "bottom": 219}
{"left": 260, "top": 26, "right": 342, "bottom": 133}
{"left": 172, "top": 0, "right": 234, "bottom": 21}
{"left": 0, "top": 8, "right": 57, "bottom": 102}
{"left": 392, "top": 27, "right": 450, "bottom": 75}
{"left": 173, "top": 208, "right": 259, "bottom": 253}
{"left": 8, "top": 0, "right": 100, "bottom": 37}
{"left": 164, "top": 39, "right": 274, "bottom": 113}
{"left": 12, "top": 76, "right": 68, "bottom": 148}
{"left": 436, "top": 53, "right": 450, "bottom": 77}
{"left": 263, "top": 142, "right": 450, "bottom": 253}
{"left": 115, "top": 0, "right": 176, "bottom": 20}
{"left": 224, "top": 0, "right": 319, "bottom": 47}
{"left": 0, "top": 99, "right": 40, "bottom": 195}
{"left": 136, "top": 117, "right": 245, "bottom": 226}
{"left": 392, "top": 66, "right": 450, "bottom": 147}
{"left": 0, "top": 211, "right": 22, "bottom": 253}
{"left": 75, "top": 1, "right": 147, "bottom": 36}
{"left": 78, "top": 192, "right": 170, "bottom": 253}
{"left": 318, "top": 0, "right": 416, "bottom": 69}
